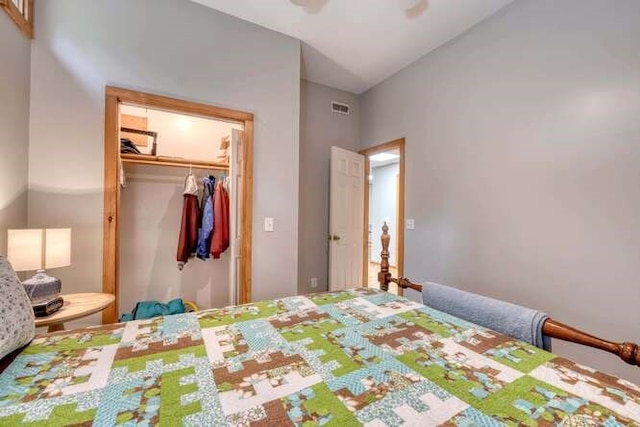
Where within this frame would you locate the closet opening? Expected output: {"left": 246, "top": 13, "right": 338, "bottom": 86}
{"left": 102, "top": 86, "right": 254, "bottom": 324}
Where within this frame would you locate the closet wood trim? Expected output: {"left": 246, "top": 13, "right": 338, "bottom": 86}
{"left": 241, "top": 119, "right": 254, "bottom": 303}
{"left": 105, "top": 86, "right": 254, "bottom": 122}
{"left": 103, "top": 86, "right": 254, "bottom": 324}
{"left": 102, "top": 92, "right": 120, "bottom": 324}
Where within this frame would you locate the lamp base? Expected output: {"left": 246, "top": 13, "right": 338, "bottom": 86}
{"left": 22, "top": 270, "right": 62, "bottom": 304}
{"left": 33, "top": 296, "right": 64, "bottom": 317}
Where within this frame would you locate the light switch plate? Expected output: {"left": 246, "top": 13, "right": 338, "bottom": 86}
{"left": 406, "top": 219, "right": 415, "bottom": 230}
{"left": 264, "top": 217, "right": 274, "bottom": 232}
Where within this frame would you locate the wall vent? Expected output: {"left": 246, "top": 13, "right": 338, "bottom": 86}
{"left": 331, "top": 101, "right": 350, "bottom": 115}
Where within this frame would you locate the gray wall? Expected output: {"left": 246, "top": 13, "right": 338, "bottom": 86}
{"left": 298, "top": 80, "right": 359, "bottom": 294}
{"left": 0, "top": 12, "right": 30, "bottom": 255}
{"left": 28, "top": 0, "right": 301, "bottom": 320}
{"left": 370, "top": 163, "right": 399, "bottom": 265}
{"left": 360, "top": 0, "right": 640, "bottom": 383}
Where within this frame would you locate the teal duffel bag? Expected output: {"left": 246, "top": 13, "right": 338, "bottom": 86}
{"left": 119, "top": 298, "right": 186, "bottom": 322}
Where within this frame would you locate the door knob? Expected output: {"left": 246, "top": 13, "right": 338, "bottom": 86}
{"left": 332, "top": 235, "right": 341, "bottom": 241}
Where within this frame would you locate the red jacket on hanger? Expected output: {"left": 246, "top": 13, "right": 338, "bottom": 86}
{"left": 177, "top": 174, "right": 200, "bottom": 269}
{"left": 211, "top": 180, "right": 229, "bottom": 259}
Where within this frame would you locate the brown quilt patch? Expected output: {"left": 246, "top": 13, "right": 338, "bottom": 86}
{"left": 251, "top": 400, "right": 293, "bottom": 427}
{"left": 365, "top": 323, "right": 434, "bottom": 350}
{"left": 115, "top": 335, "right": 202, "bottom": 360}
{"left": 458, "top": 331, "right": 512, "bottom": 353}
{"left": 213, "top": 351, "right": 307, "bottom": 385}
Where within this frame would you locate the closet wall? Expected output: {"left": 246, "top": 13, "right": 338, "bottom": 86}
{"left": 119, "top": 112, "right": 239, "bottom": 314}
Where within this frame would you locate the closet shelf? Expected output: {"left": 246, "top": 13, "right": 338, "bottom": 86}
{"left": 121, "top": 154, "right": 229, "bottom": 171}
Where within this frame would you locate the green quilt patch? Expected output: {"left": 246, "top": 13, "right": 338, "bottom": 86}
{"left": 281, "top": 383, "right": 357, "bottom": 426}
{"left": 304, "top": 332, "right": 362, "bottom": 377}
{"left": 198, "top": 300, "right": 287, "bottom": 328}
{"left": 307, "top": 291, "right": 356, "bottom": 306}
{"left": 24, "top": 329, "right": 122, "bottom": 354}
{"left": 0, "top": 403, "right": 96, "bottom": 426}
{"left": 474, "top": 375, "right": 632, "bottom": 426}
{"left": 398, "top": 348, "right": 507, "bottom": 406}
{"left": 484, "top": 340, "right": 556, "bottom": 373}
{"left": 158, "top": 367, "right": 201, "bottom": 426}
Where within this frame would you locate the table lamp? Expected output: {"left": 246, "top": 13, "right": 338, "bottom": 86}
{"left": 7, "top": 228, "right": 71, "bottom": 304}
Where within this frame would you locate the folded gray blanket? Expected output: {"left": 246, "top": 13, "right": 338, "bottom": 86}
{"left": 422, "top": 281, "right": 551, "bottom": 351}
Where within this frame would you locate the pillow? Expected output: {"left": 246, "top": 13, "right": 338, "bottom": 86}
{"left": 0, "top": 256, "right": 35, "bottom": 360}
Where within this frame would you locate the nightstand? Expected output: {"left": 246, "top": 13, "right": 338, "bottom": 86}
{"left": 34, "top": 293, "right": 115, "bottom": 333}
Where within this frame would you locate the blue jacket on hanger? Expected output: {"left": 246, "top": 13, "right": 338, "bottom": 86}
{"left": 196, "top": 176, "right": 215, "bottom": 259}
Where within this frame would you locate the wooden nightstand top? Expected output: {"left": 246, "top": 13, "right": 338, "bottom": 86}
{"left": 34, "top": 293, "right": 115, "bottom": 328}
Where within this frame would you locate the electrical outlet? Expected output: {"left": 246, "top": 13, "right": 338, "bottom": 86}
{"left": 264, "top": 217, "right": 274, "bottom": 232}
{"left": 406, "top": 219, "right": 415, "bottom": 230}
{"left": 310, "top": 277, "right": 318, "bottom": 288}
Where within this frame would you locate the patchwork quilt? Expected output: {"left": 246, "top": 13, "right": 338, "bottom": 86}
{"left": 0, "top": 288, "right": 638, "bottom": 426}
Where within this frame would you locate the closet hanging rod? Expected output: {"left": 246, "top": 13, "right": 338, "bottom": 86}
{"left": 121, "top": 154, "right": 229, "bottom": 171}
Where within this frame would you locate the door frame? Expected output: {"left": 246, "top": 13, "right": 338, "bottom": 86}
{"left": 359, "top": 138, "right": 405, "bottom": 294}
{"left": 102, "top": 86, "right": 254, "bottom": 324}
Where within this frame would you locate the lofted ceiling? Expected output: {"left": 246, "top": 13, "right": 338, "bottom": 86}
{"left": 191, "top": 0, "right": 515, "bottom": 94}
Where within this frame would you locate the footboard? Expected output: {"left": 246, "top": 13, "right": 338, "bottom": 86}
{"left": 377, "top": 223, "right": 640, "bottom": 367}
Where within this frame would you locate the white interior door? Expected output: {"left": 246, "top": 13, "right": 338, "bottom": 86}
{"left": 329, "top": 146, "right": 365, "bottom": 291}
{"left": 229, "top": 128, "right": 243, "bottom": 305}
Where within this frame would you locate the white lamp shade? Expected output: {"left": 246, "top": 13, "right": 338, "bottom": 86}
{"left": 7, "top": 229, "right": 44, "bottom": 271}
{"left": 45, "top": 228, "right": 71, "bottom": 269}
{"left": 7, "top": 228, "right": 71, "bottom": 271}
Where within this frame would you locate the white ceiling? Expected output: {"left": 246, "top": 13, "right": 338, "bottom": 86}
{"left": 191, "top": 0, "right": 514, "bottom": 94}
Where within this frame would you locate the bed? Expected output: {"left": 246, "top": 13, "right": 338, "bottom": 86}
{"left": 0, "top": 290, "right": 638, "bottom": 425}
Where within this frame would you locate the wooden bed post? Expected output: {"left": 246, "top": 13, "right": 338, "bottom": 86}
{"left": 378, "top": 222, "right": 391, "bottom": 292}
{"left": 379, "top": 223, "right": 422, "bottom": 293}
